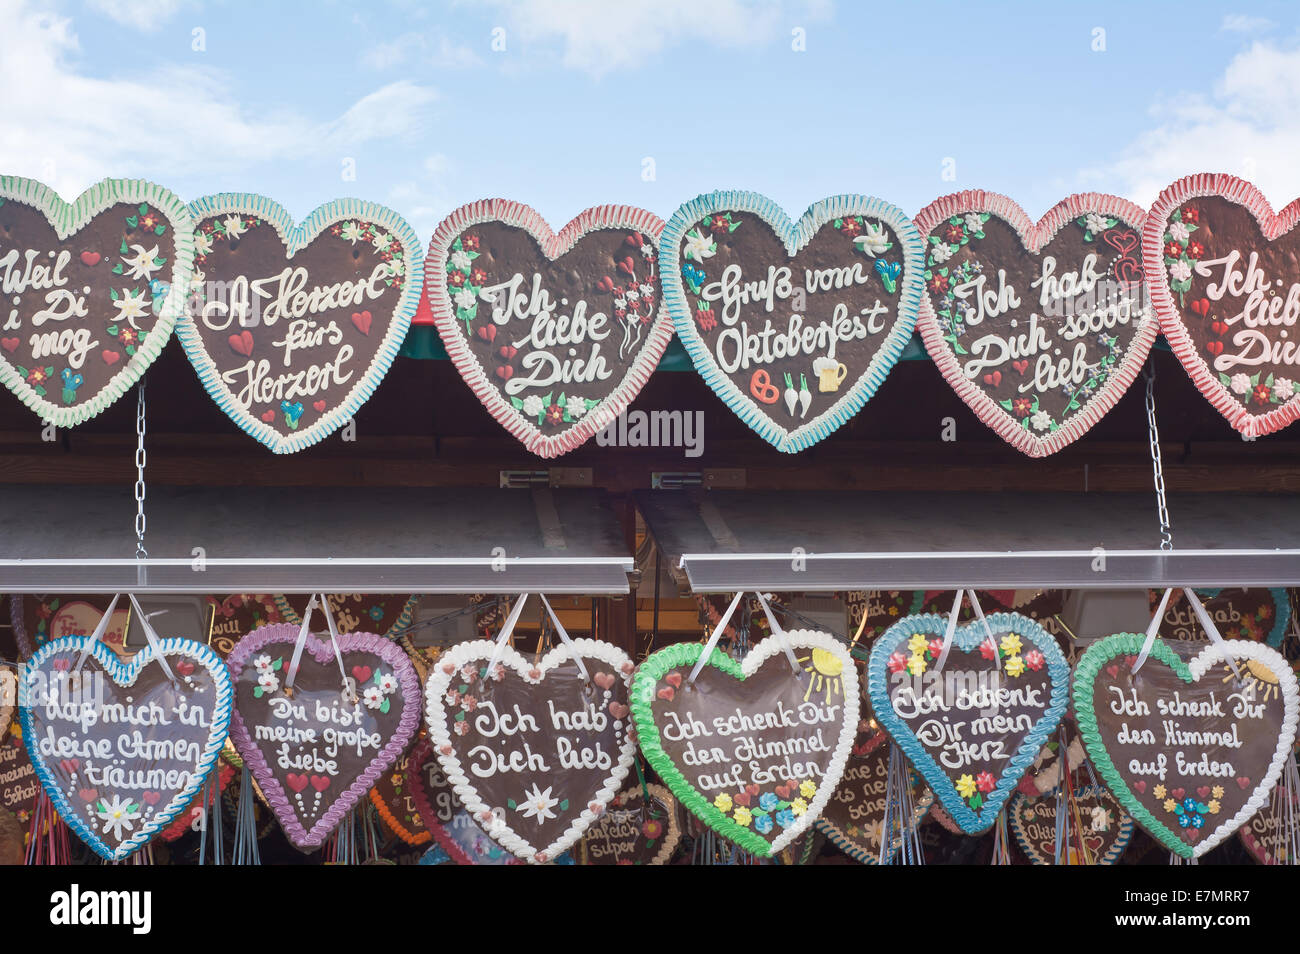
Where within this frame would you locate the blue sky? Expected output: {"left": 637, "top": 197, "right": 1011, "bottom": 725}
{"left": 2, "top": 0, "right": 1299, "bottom": 236}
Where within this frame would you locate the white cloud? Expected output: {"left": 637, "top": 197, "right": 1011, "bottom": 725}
{"left": 1081, "top": 41, "right": 1300, "bottom": 208}
{"left": 361, "top": 31, "right": 482, "bottom": 71}
{"left": 387, "top": 154, "right": 454, "bottom": 238}
{"left": 0, "top": 1, "right": 437, "bottom": 198}
{"left": 86, "top": 0, "right": 189, "bottom": 32}
{"left": 1220, "top": 14, "right": 1275, "bottom": 33}
{"left": 481, "top": 0, "right": 827, "bottom": 76}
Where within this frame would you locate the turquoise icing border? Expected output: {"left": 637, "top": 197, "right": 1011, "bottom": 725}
{"left": 179, "top": 194, "right": 424, "bottom": 454}
{"left": 1007, "top": 786, "right": 1134, "bottom": 865}
{"left": 659, "top": 191, "right": 924, "bottom": 453}
{"left": 18, "top": 634, "right": 232, "bottom": 862}
{"left": 866, "top": 612, "right": 1070, "bottom": 834}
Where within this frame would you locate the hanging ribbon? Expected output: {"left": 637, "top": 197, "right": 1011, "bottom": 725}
{"left": 284, "top": 595, "right": 350, "bottom": 695}
{"left": 485, "top": 594, "right": 532, "bottom": 675}
{"left": 1133, "top": 587, "right": 1242, "bottom": 681}
{"left": 536, "top": 593, "right": 591, "bottom": 684}
{"left": 688, "top": 591, "right": 744, "bottom": 687}
{"left": 753, "top": 591, "right": 803, "bottom": 679}
{"left": 934, "top": 589, "right": 997, "bottom": 674}
{"left": 73, "top": 592, "right": 122, "bottom": 674}
{"left": 124, "top": 595, "right": 179, "bottom": 687}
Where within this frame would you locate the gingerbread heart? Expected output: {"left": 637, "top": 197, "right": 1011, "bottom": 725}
{"left": 276, "top": 594, "right": 418, "bottom": 640}
{"left": 404, "top": 735, "right": 520, "bottom": 865}
{"left": 631, "top": 629, "right": 858, "bottom": 857}
{"left": 662, "top": 191, "right": 922, "bottom": 452}
{"left": 19, "top": 635, "right": 232, "bottom": 861}
{"left": 368, "top": 739, "right": 432, "bottom": 846}
{"left": 225, "top": 623, "right": 421, "bottom": 850}
{"left": 576, "top": 783, "right": 681, "bottom": 865}
{"left": 1239, "top": 786, "right": 1299, "bottom": 864}
{"left": 814, "top": 723, "right": 934, "bottom": 864}
{"left": 178, "top": 195, "right": 422, "bottom": 453}
{"left": 0, "top": 177, "right": 193, "bottom": 427}
{"left": 424, "top": 200, "right": 672, "bottom": 457}
{"left": 1007, "top": 784, "right": 1133, "bottom": 865}
{"left": 1073, "top": 634, "right": 1299, "bottom": 858}
{"left": 1147, "top": 587, "right": 1291, "bottom": 647}
{"left": 915, "top": 192, "right": 1156, "bottom": 456}
{"left": 8, "top": 593, "right": 134, "bottom": 659}
{"left": 866, "top": 612, "right": 1070, "bottom": 833}
{"left": 1145, "top": 174, "right": 1300, "bottom": 437}
{"left": 424, "top": 637, "right": 636, "bottom": 864}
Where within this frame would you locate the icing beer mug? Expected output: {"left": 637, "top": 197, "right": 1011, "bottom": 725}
{"left": 813, "top": 356, "right": 848, "bottom": 392}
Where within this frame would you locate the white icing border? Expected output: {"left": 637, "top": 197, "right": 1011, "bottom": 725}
{"left": 424, "top": 637, "right": 636, "bottom": 864}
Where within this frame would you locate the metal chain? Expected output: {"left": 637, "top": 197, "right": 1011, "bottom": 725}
{"left": 1143, "top": 364, "right": 1173, "bottom": 551}
{"left": 134, "top": 382, "right": 148, "bottom": 559}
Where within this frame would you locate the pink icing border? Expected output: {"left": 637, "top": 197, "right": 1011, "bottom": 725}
{"left": 225, "top": 622, "right": 421, "bottom": 851}
{"left": 1143, "top": 173, "right": 1300, "bottom": 438}
{"left": 914, "top": 191, "right": 1156, "bottom": 457}
{"left": 421, "top": 200, "right": 674, "bottom": 458}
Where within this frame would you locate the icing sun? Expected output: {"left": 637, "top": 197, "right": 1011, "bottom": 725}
{"left": 798, "top": 648, "right": 845, "bottom": 705}
{"left": 1225, "top": 658, "right": 1281, "bottom": 703}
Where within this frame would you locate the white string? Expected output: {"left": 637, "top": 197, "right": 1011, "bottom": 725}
{"left": 485, "top": 594, "right": 531, "bottom": 674}
{"left": 284, "top": 595, "right": 318, "bottom": 690}
{"left": 537, "top": 594, "right": 591, "bottom": 684}
{"left": 317, "top": 594, "right": 351, "bottom": 696}
{"left": 74, "top": 593, "right": 122, "bottom": 673}
{"left": 126, "top": 594, "right": 178, "bottom": 686}
{"left": 934, "top": 590, "right": 963, "bottom": 674}
{"left": 688, "top": 591, "right": 744, "bottom": 686}
{"left": 753, "top": 591, "right": 803, "bottom": 678}
{"left": 1133, "top": 587, "right": 1242, "bottom": 680}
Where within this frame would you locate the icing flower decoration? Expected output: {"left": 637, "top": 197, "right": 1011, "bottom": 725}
{"left": 682, "top": 230, "right": 716, "bottom": 263}
{"left": 999, "top": 634, "right": 1023, "bottom": 656}
{"left": 713, "top": 793, "right": 733, "bottom": 813}
{"left": 754, "top": 813, "right": 774, "bottom": 835}
{"left": 96, "top": 795, "right": 141, "bottom": 841}
{"left": 1024, "top": 649, "right": 1045, "bottom": 671}
{"left": 790, "top": 798, "right": 808, "bottom": 817}
{"left": 113, "top": 288, "right": 151, "bottom": 325}
{"left": 341, "top": 221, "right": 364, "bottom": 244}
{"left": 257, "top": 671, "right": 279, "bottom": 693}
{"left": 799, "top": 780, "right": 817, "bottom": 800}
{"left": 886, "top": 651, "right": 908, "bottom": 675}
{"left": 1167, "top": 221, "right": 1190, "bottom": 244}
{"left": 906, "top": 653, "right": 927, "bottom": 676}
{"left": 759, "top": 793, "right": 778, "bottom": 812}
{"left": 1168, "top": 260, "right": 1192, "bottom": 283}
{"left": 979, "top": 638, "right": 998, "bottom": 661}
{"left": 518, "top": 784, "right": 559, "bottom": 823}
{"left": 773, "top": 808, "right": 794, "bottom": 829}
{"left": 906, "top": 633, "right": 928, "bottom": 654}
{"left": 1230, "top": 373, "right": 1251, "bottom": 396}
{"left": 1182, "top": 207, "right": 1199, "bottom": 223}
{"left": 854, "top": 221, "right": 891, "bottom": 257}
{"left": 1208, "top": 800, "right": 1221, "bottom": 814}
{"left": 642, "top": 818, "right": 663, "bottom": 840}
{"left": 1211, "top": 786, "right": 1224, "bottom": 799}
{"left": 975, "top": 771, "right": 996, "bottom": 794}
{"left": 362, "top": 685, "right": 385, "bottom": 709}
{"left": 254, "top": 654, "right": 273, "bottom": 674}
{"left": 1004, "top": 655, "right": 1026, "bottom": 678}
{"left": 733, "top": 806, "right": 752, "bottom": 827}
{"left": 956, "top": 774, "right": 977, "bottom": 799}
{"left": 222, "top": 215, "right": 248, "bottom": 239}
{"left": 927, "top": 639, "right": 945, "bottom": 659}
{"left": 376, "top": 672, "right": 398, "bottom": 694}
{"left": 565, "top": 394, "right": 588, "bottom": 419}
{"left": 1153, "top": 784, "right": 1166, "bottom": 800}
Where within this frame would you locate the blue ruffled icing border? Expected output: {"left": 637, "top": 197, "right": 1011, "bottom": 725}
{"left": 659, "top": 190, "right": 924, "bottom": 453}
{"left": 865, "top": 611, "right": 1070, "bottom": 834}
{"left": 19, "top": 634, "right": 232, "bottom": 862}
{"left": 178, "top": 194, "right": 424, "bottom": 454}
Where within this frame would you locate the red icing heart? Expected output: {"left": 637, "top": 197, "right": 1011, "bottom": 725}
{"left": 617, "top": 256, "right": 635, "bottom": 276}
{"left": 593, "top": 672, "right": 615, "bottom": 690}
{"left": 745, "top": 783, "right": 760, "bottom": 797}
{"left": 1207, "top": 341, "right": 1224, "bottom": 356}
{"left": 286, "top": 773, "right": 309, "bottom": 793}
{"left": 261, "top": 410, "right": 275, "bottom": 423}
{"left": 351, "top": 310, "right": 372, "bottom": 336}
{"left": 1211, "top": 320, "right": 1229, "bottom": 336}
{"left": 228, "top": 331, "right": 254, "bottom": 356}
{"left": 732, "top": 791, "right": 751, "bottom": 807}
{"left": 1186, "top": 827, "right": 1201, "bottom": 842}
{"left": 595, "top": 276, "right": 614, "bottom": 292}
{"left": 51, "top": 658, "right": 69, "bottom": 671}
{"left": 625, "top": 233, "right": 644, "bottom": 249}
{"left": 476, "top": 324, "right": 496, "bottom": 343}
{"left": 441, "top": 662, "right": 456, "bottom": 674}
{"left": 79, "top": 251, "right": 101, "bottom": 267}
{"left": 1105, "top": 663, "right": 1120, "bottom": 678}
{"left": 1237, "top": 776, "right": 1251, "bottom": 789}
{"left": 174, "top": 660, "right": 195, "bottom": 676}
{"left": 142, "top": 791, "right": 160, "bottom": 805}
{"left": 1197, "top": 786, "right": 1211, "bottom": 798}
{"left": 1124, "top": 655, "right": 1138, "bottom": 669}
{"left": 608, "top": 702, "right": 629, "bottom": 719}
{"left": 352, "top": 665, "right": 372, "bottom": 683}
{"left": 495, "top": 365, "right": 513, "bottom": 381}
{"left": 499, "top": 345, "right": 518, "bottom": 361}
{"left": 313, "top": 400, "right": 326, "bottom": 413}
{"left": 983, "top": 371, "right": 1001, "bottom": 387}
{"left": 439, "top": 744, "right": 453, "bottom": 756}
{"left": 1, "top": 337, "right": 19, "bottom": 353}
{"left": 59, "top": 758, "right": 79, "bottom": 773}
{"left": 776, "top": 781, "right": 795, "bottom": 799}
{"left": 657, "top": 686, "right": 674, "bottom": 702}
{"left": 1012, "top": 360, "right": 1029, "bottom": 375}
{"left": 78, "top": 788, "right": 98, "bottom": 802}
{"left": 310, "top": 775, "right": 330, "bottom": 792}
{"left": 1189, "top": 298, "right": 1211, "bottom": 317}
{"left": 1170, "top": 787, "right": 1185, "bottom": 800}
{"left": 665, "top": 672, "right": 682, "bottom": 689}
{"left": 1133, "top": 780, "right": 1146, "bottom": 794}
{"left": 102, "top": 350, "right": 120, "bottom": 365}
